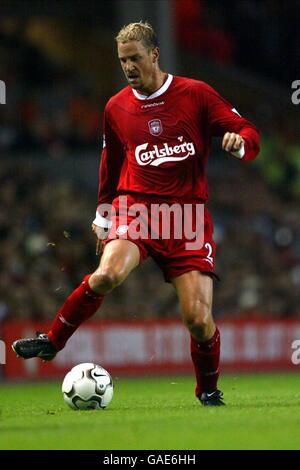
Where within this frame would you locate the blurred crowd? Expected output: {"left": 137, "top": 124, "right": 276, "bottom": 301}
{"left": 210, "top": 157, "right": 300, "bottom": 318}
{"left": 0, "top": 30, "right": 102, "bottom": 158}
{"left": 176, "top": 0, "right": 300, "bottom": 85}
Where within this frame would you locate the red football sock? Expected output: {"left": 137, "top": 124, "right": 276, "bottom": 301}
{"left": 47, "top": 274, "right": 103, "bottom": 351}
{"left": 190, "top": 327, "right": 220, "bottom": 396}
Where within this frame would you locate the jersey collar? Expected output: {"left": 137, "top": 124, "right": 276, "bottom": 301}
{"left": 132, "top": 74, "right": 173, "bottom": 100}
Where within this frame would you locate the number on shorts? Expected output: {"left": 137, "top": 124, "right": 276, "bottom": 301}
{"left": 205, "top": 242, "right": 213, "bottom": 266}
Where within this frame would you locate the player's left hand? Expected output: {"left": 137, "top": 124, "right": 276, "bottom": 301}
{"left": 222, "top": 132, "right": 244, "bottom": 155}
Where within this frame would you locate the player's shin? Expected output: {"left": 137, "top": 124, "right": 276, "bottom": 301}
{"left": 190, "top": 327, "right": 220, "bottom": 396}
{"left": 47, "top": 274, "right": 104, "bottom": 351}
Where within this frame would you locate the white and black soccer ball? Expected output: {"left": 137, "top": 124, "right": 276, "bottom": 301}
{"left": 62, "top": 363, "right": 114, "bottom": 410}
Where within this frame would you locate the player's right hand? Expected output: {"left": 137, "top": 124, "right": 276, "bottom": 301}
{"left": 91, "top": 224, "right": 105, "bottom": 256}
{"left": 91, "top": 223, "right": 110, "bottom": 240}
{"left": 92, "top": 212, "right": 112, "bottom": 255}
{"left": 91, "top": 223, "right": 110, "bottom": 256}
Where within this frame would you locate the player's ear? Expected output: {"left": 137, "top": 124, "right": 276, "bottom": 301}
{"left": 152, "top": 47, "right": 159, "bottom": 63}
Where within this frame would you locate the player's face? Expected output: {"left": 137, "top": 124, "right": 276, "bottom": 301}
{"left": 118, "top": 40, "right": 159, "bottom": 93}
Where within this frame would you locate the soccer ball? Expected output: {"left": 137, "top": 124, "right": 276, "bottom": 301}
{"left": 62, "top": 363, "right": 114, "bottom": 410}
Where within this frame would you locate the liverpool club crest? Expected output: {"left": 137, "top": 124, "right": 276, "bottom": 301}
{"left": 148, "top": 119, "right": 163, "bottom": 136}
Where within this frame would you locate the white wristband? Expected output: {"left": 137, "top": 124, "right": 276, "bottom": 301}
{"left": 93, "top": 212, "right": 112, "bottom": 229}
{"left": 231, "top": 142, "right": 245, "bottom": 159}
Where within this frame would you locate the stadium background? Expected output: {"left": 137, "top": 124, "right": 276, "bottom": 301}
{"left": 1, "top": 0, "right": 300, "bottom": 380}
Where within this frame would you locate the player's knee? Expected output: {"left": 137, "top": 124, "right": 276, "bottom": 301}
{"left": 89, "top": 271, "right": 121, "bottom": 294}
{"left": 183, "top": 301, "right": 212, "bottom": 338}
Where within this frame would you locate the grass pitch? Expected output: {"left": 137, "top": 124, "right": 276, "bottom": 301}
{"left": 1, "top": 373, "right": 299, "bottom": 450}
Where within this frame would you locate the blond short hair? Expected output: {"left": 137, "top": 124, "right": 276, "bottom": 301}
{"left": 115, "top": 21, "right": 158, "bottom": 51}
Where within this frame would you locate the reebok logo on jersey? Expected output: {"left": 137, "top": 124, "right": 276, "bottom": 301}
{"left": 141, "top": 101, "right": 164, "bottom": 109}
{"left": 135, "top": 141, "right": 195, "bottom": 167}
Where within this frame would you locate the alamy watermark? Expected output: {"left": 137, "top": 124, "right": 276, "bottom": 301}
{"left": 0, "top": 80, "right": 6, "bottom": 104}
{"left": 291, "top": 340, "right": 300, "bottom": 365}
{"left": 0, "top": 340, "right": 5, "bottom": 364}
{"left": 291, "top": 80, "right": 300, "bottom": 105}
{"left": 97, "top": 196, "right": 205, "bottom": 251}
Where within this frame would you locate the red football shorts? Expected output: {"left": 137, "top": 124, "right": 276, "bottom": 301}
{"left": 104, "top": 194, "right": 218, "bottom": 282}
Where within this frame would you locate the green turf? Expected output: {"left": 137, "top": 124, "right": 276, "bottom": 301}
{"left": 0, "top": 373, "right": 299, "bottom": 450}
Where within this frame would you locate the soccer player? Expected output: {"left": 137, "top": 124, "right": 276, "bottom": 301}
{"left": 12, "top": 22, "right": 260, "bottom": 406}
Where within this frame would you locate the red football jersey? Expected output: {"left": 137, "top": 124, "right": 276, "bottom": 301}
{"left": 98, "top": 75, "right": 260, "bottom": 205}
